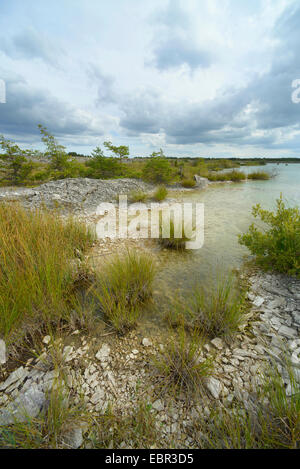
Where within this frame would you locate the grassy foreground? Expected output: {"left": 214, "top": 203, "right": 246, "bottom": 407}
{"left": 0, "top": 204, "right": 95, "bottom": 344}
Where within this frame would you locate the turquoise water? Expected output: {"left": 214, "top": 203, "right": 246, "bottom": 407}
{"left": 155, "top": 164, "right": 300, "bottom": 298}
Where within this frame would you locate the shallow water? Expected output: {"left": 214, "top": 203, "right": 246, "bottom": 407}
{"left": 153, "top": 163, "right": 300, "bottom": 307}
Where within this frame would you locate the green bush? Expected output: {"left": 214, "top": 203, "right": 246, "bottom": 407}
{"left": 0, "top": 136, "right": 34, "bottom": 185}
{"left": 239, "top": 195, "right": 300, "bottom": 276}
{"left": 247, "top": 171, "right": 271, "bottom": 180}
{"left": 153, "top": 185, "right": 168, "bottom": 201}
{"left": 142, "top": 150, "right": 173, "bottom": 184}
{"left": 181, "top": 178, "right": 196, "bottom": 188}
{"left": 129, "top": 189, "right": 148, "bottom": 203}
{"left": 86, "top": 147, "right": 121, "bottom": 179}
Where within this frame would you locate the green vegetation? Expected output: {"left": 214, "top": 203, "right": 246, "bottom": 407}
{"left": 168, "top": 273, "right": 246, "bottom": 340}
{"left": 247, "top": 171, "right": 271, "bottom": 180}
{"left": 103, "top": 141, "right": 129, "bottom": 162}
{"left": 239, "top": 195, "right": 300, "bottom": 276}
{"left": 0, "top": 203, "right": 95, "bottom": 343}
{"left": 0, "top": 381, "right": 88, "bottom": 449}
{"left": 154, "top": 327, "right": 213, "bottom": 396}
{"left": 142, "top": 150, "right": 173, "bottom": 184}
{"left": 153, "top": 185, "right": 168, "bottom": 201}
{"left": 86, "top": 147, "right": 121, "bottom": 179}
{"left": 129, "top": 189, "right": 148, "bottom": 203}
{"left": 92, "top": 403, "right": 158, "bottom": 449}
{"left": 0, "top": 135, "right": 35, "bottom": 185}
{"left": 158, "top": 219, "right": 189, "bottom": 250}
{"left": 92, "top": 251, "right": 156, "bottom": 333}
{"left": 181, "top": 178, "right": 196, "bottom": 188}
{"left": 193, "top": 365, "right": 300, "bottom": 449}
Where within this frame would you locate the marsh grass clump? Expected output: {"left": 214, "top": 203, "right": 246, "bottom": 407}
{"left": 154, "top": 327, "right": 213, "bottom": 396}
{"left": 0, "top": 203, "right": 95, "bottom": 343}
{"left": 191, "top": 274, "right": 246, "bottom": 339}
{"left": 181, "top": 178, "right": 196, "bottom": 188}
{"left": 129, "top": 189, "right": 148, "bottom": 203}
{"left": 153, "top": 185, "right": 168, "bottom": 201}
{"left": 158, "top": 219, "right": 189, "bottom": 251}
{"left": 192, "top": 364, "right": 300, "bottom": 449}
{"left": 167, "top": 273, "right": 246, "bottom": 340}
{"left": 92, "top": 250, "right": 156, "bottom": 332}
{"left": 239, "top": 195, "right": 300, "bottom": 277}
{"left": 227, "top": 170, "right": 246, "bottom": 182}
{"left": 247, "top": 171, "right": 271, "bottom": 180}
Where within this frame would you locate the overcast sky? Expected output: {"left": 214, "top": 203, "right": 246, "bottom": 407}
{"left": 0, "top": 0, "right": 300, "bottom": 158}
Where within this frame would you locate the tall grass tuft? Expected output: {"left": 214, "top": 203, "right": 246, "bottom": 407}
{"left": 154, "top": 327, "right": 213, "bottom": 396}
{"left": 153, "top": 185, "right": 168, "bottom": 202}
{"left": 91, "top": 250, "right": 156, "bottom": 333}
{"left": 181, "top": 178, "right": 196, "bottom": 188}
{"left": 158, "top": 219, "right": 189, "bottom": 251}
{"left": 129, "top": 189, "right": 148, "bottom": 203}
{"left": 0, "top": 203, "right": 95, "bottom": 343}
{"left": 167, "top": 272, "right": 245, "bottom": 340}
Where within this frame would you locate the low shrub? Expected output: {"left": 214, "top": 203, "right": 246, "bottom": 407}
{"left": 238, "top": 195, "right": 300, "bottom": 276}
{"left": 181, "top": 178, "right": 196, "bottom": 188}
{"left": 153, "top": 185, "right": 168, "bottom": 202}
{"left": 129, "top": 189, "right": 148, "bottom": 203}
{"left": 247, "top": 171, "right": 271, "bottom": 180}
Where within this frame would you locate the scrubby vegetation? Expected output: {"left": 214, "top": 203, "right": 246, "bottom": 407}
{"left": 153, "top": 185, "right": 168, "bottom": 201}
{"left": 142, "top": 150, "right": 173, "bottom": 184}
{"left": 129, "top": 189, "right": 148, "bottom": 203}
{"left": 0, "top": 204, "right": 95, "bottom": 344}
{"left": 247, "top": 171, "right": 271, "bottom": 180}
{"left": 181, "top": 178, "right": 196, "bottom": 188}
{"left": 239, "top": 195, "right": 300, "bottom": 277}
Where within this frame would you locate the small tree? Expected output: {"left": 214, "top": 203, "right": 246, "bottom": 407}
{"left": 104, "top": 141, "right": 129, "bottom": 162}
{"left": 0, "top": 135, "right": 34, "bottom": 185}
{"left": 86, "top": 146, "right": 121, "bottom": 179}
{"left": 38, "top": 124, "right": 70, "bottom": 171}
{"left": 142, "top": 149, "right": 173, "bottom": 184}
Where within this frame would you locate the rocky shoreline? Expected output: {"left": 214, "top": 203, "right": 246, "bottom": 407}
{"left": 0, "top": 177, "right": 299, "bottom": 448}
{"left": 0, "top": 269, "right": 299, "bottom": 448}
